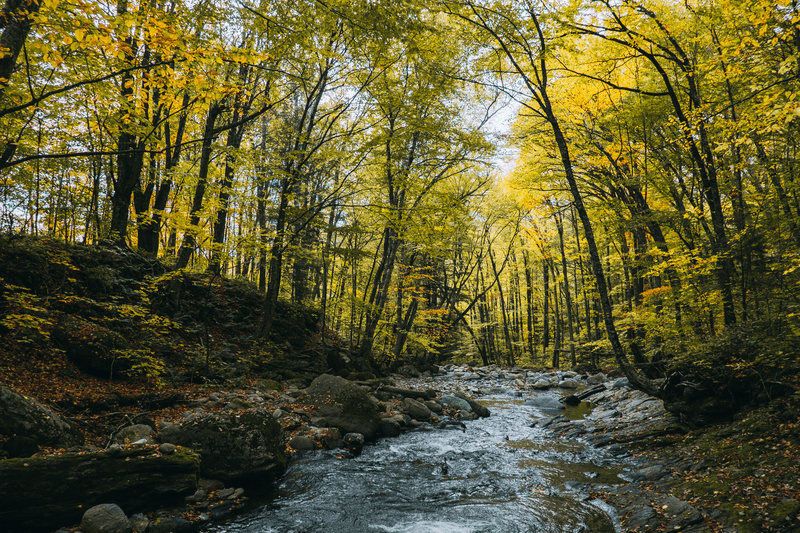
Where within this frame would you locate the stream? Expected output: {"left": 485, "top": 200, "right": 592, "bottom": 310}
{"left": 201, "top": 391, "right": 626, "bottom": 533}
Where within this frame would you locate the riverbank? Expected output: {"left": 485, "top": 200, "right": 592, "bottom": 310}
{"left": 407, "top": 364, "right": 800, "bottom": 533}
{"left": 4, "top": 363, "right": 799, "bottom": 532}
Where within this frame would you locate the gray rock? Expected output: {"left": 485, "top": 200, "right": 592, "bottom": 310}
{"left": 0, "top": 385, "right": 84, "bottom": 447}
{"left": 454, "top": 392, "right": 490, "bottom": 418}
{"left": 397, "top": 364, "right": 421, "bottom": 377}
{"left": 81, "top": 503, "right": 132, "bottom": 533}
{"left": 531, "top": 379, "right": 551, "bottom": 390}
{"left": 626, "top": 465, "right": 670, "bottom": 482}
{"left": 184, "top": 489, "right": 207, "bottom": 503}
{"left": 159, "top": 443, "right": 176, "bottom": 454}
{"left": 587, "top": 373, "right": 607, "bottom": 385}
{"left": 304, "top": 374, "right": 381, "bottom": 440}
{"left": 558, "top": 379, "right": 579, "bottom": 389}
{"left": 441, "top": 395, "right": 472, "bottom": 412}
{"left": 525, "top": 396, "right": 565, "bottom": 411}
{"left": 401, "top": 398, "right": 432, "bottom": 420}
{"left": 424, "top": 400, "right": 443, "bottom": 414}
{"left": 289, "top": 435, "right": 316, "bottom": 451}
{"left": 130, "top": 514, "right": 149, "bottom": 533}
{"left": 149, "top": 517, "right": 177, "bottom": 533}
{"left": 157, "top": 410, "right": 287, "bottom": 481}
{"left": 113, "top": 424, "right": 154, "bottom": 445}
{"left": 612, "top": 377, "right": 630, "bottom": 389}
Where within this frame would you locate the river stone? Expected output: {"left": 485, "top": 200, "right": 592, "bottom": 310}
{"left": 587, "top": 373, "right": 607, "bottom": 385}
{"left": 379, "top": 419, "right": 401, "bottom": 437}
{"left": 401, "top": 398, "right": 432, "bottom": 420}
{"left": 113, "top": 424, "right": 155, "bottom": 445}
{"left": 290, "top": 435, "right": 316, "bottom": 451}
{"left": 525, "top": 396, "right": 564, "bottom": 411}
{"left": 130, "top": 513, "right": 149, "bottom": 533}
{"left": 454, "top": 392, "right": 490, "bottom": 418}
{"left": 441, "top": 395, "right": 472, "bottom": 412}
{"left": 157, "top": 410, "right": 287, "bottom": 481}
{"left": 0, "top": 385, "right": 84, "bottom": 447}
{"left": 531, "top": 379, "right": 551, "bottom": 390}
{"left": 304, "top": 374, "right": 381, "bottom": 440}
{"left": 612, "top": 377, "right": 630, "bottom": 389}
{"left": 81, "top": 503, "right": 132, "bottom": 533}
{"left": 558, "top": 379, "right": 579, "bottom": 389}
{"left": 424, "top": 400, "right": 443, "bottom": 414}
{"left": 343, "top": 433, "right": 364, "bottom": 456}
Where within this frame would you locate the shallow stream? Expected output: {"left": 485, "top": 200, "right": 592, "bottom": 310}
{"left": 202, "top": 393, "right": 624, "bottom": 533}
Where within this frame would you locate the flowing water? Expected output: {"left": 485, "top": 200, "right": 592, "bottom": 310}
{"left": 202, "top": 392, "right": 624, "bottom": 533}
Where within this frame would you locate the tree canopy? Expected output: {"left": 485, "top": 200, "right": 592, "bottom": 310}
{"left": 2, "top": 0, "right": 800, "bottom": 413}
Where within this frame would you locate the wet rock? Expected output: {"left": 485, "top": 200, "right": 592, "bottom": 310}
{"left": 81, "top": 503, "right": 132, "bottom": 533}
{"left": 0, "top": 385, "right": 84, "bottom": 447}
{"left": 441, "top": 395, "right": 472, "bottom": 412}
{"left": 424, "top": 400, "right": 443, "bottom": 414}
{"left": 558, "top": 379, "right": 579, "bottom": 389}
{"left": 379, "top": 419, "right": 401, "bottom": 437}
{"left": 401, "top": 398, "right": 432, "bottom": 420}
{"left": 562, "top": 395, "right": 581, "bottom": 406}
{"left": 531, "top": 379, "right": 551, "bottom": 390}
{"left": 524, "top": 396, "right": 564, "bottom": 411}
{"left": 304, "top": 374, "right": 381, "bottom": 440}
{"left": 343, "top": 432, "right": 364, "bottom": 456}
{"left": 157, "top": 410, "right": 287, "bottom": 481}
{"left": 611, "top": 377, "right": 630, "bottom": 389}
{"left": 454, "top": 392, "right": 490, "bottom": 418}
{"left": 625, "top": 465, "right": 670, "bottom": 482}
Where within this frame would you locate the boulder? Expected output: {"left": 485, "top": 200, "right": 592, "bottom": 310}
{"left": 531, "top": 379, "right": 551, "bottom": 390}
{"left": 157, "top": 410, "right": 287, "bottom": 481}
{"left": 454, "top": 392, "right": 490, "bottom": 418}
{"left": 397, "top": 364, "right": 421, "bottom": 377}
{"left": 0, "top": 447, "right": 198, "bottom": 532}
{"left": 51, "top": 315, "right": 132, "bottom": 378}
{"left": 81, "top": 503, "right": 132, "bottom": 533}
{"left": 289, "top": 435, "right": 316, "bottom": 451}
{"left": 587, "top": 373, "right": 607, "bottom": 385}
{"left": 441, "top": 395, "right": 472, "bottom": 412}
{"left": 343, "top": 433, "right": 364, "bottom": 456}
{"left": 304, "top": 374, "right": 381, "bottom": 440}
{"left": 0, "top": 385, "right": 84, "bottom": 447}
{"left": 113, "top": 424, "right": 155, "bottom": 445}
{"left": 525, "top": 396, "right": 565, "bottom": 411}
{"left": 401, "top": 398, "right": 432, "bottom": 420}
{"left": 558, "top": 379, "right": 579, "bottom": 389}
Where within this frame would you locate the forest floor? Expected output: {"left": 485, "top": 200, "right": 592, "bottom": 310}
{"left": 1, "top": 237, "right": 799, "bottom": 532}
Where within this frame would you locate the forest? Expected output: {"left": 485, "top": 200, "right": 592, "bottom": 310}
{"left": 1, "top": 0, "right": 799, "bottom": 415}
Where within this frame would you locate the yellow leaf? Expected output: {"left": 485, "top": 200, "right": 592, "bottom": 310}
{"left": 75, "top": 29, "right": 86, "bottom": 42}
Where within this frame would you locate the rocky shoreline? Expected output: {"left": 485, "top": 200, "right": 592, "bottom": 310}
{"left": 3, "top": 364, "right": 798, "bottom": 533}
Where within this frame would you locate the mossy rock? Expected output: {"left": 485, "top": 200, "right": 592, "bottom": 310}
{"left": 0, "top": 447, "right": 199, "bottom": 532}
{"left": 157, "top": 410, "right": 287, "bottom": 481}
{"left": 304, "top": 374, "right": 381, "bottom": 440}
